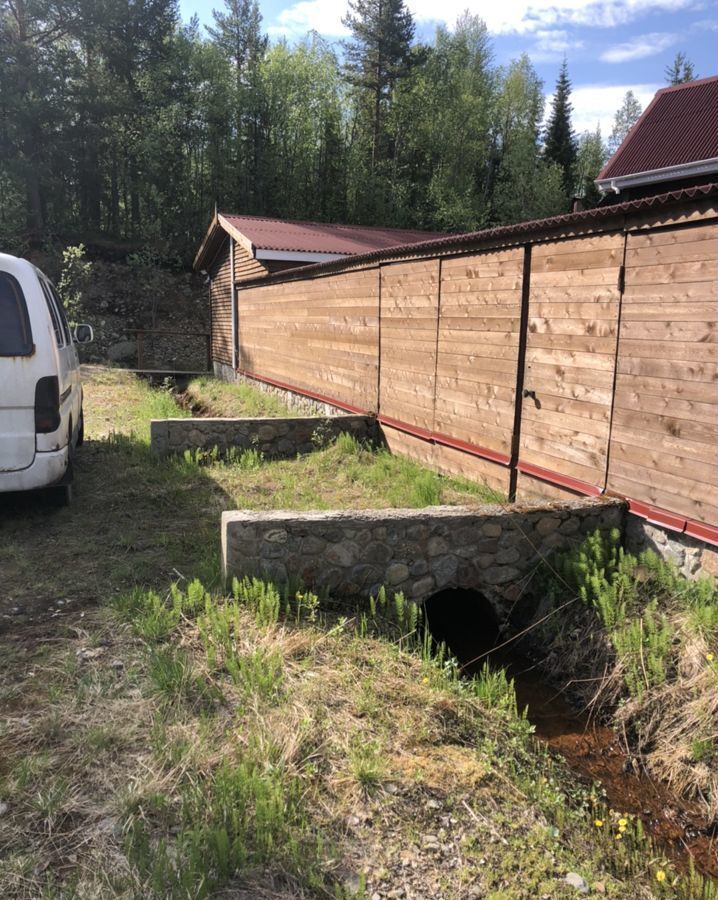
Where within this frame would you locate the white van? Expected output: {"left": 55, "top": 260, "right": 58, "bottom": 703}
{"left": 0, "top": 252, "right": 93, "bottom": 505}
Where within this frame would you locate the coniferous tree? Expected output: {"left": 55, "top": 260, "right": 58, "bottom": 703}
{"left": 543, "top": 59, "right": 577, "bottom": 200}
{"left": 342, "top": 0, "right": 416, "bottom": 170}
{"left": 607, "top": 90, "right": 642, "bottom": 155}
{"left": 665, "top": 52, "right": 696, "bottom": 85}
{"left": 208, "top": 0, "right": 268, "bottom": 212}
{"left": 208, "top": 0, "right": 266, "bottom": 74}
{"left": 0, "top": 1, "right": 577, "bottom": 255}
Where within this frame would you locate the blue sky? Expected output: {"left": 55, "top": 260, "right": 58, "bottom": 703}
{"left": 179, "top": 0, "right": 718, "bottom": 137}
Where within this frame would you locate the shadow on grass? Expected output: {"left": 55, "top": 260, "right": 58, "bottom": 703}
{"left": 0, "top": 434, "right": 231, "bottom": 627}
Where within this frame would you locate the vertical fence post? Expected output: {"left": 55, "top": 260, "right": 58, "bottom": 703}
{"left": 508, "top": 244, "right": 532, "bottom": 502}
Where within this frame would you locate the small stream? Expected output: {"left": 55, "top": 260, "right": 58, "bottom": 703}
{"left": 424, "top": 588, "right": 718, "bottom": 881}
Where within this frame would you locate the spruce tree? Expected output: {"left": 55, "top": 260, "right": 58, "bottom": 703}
{"left": 665, "top": 52, "right": 696, "bottom": 85}
{"left": 543, "top": 59, "right": 577, "bottom": 199}
{"left": 342, "top": 0, "right": 416, "bottom": 169}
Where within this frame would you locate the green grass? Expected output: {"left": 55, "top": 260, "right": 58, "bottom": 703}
{"left": 184, "top": 375, "right": 293, "bottom": 418}
{"left": 1, "top": 368, "right": 713, "bottom": 899}
{"left": 536, "top": 529, "right": 718, "bottom": 813}
{"left": 4, "top": 573, "right": 708, "bottom": 898}
{"left": 1, "top": 370, "right": 499, "bottom": 619}
{"left": 208, "top": 434, "right": 502, "bottom": 511}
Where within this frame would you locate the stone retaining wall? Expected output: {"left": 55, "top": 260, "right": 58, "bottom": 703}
{"left": 624, "top": 517, "right": 718, "bottom": 580}
{"left": 222, "top": 499, "right": 625, "bottom": 620}
{"left": 151, "top": 415, "right": 376, "bottom": 458}
{"left": 237, "top": 372, "right": 350, "bottom": 417}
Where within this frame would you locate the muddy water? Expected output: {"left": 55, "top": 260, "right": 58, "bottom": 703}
{"left": 424, "top": 590, "right": 718, "bottom": 881}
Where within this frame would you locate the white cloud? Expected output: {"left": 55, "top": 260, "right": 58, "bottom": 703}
{"left": 545, "top": 83, "right": 660, "bottom": 136}
{"left": 267, "top": 0, "right": 350, "bottom": 37}
{"left": 268, "top": 0, "right": 700, "bottom": 39}
{"left": 600, "top": 31, "right": 677, "bottom": 63}
{"left": 530, "top": 28, "right": 585, "bottom": 61}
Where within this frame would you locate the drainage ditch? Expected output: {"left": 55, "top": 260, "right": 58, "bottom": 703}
{"left": 423, "top": 588, "right": 718, "bottom": 881}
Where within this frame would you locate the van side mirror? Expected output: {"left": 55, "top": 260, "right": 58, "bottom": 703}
{"left": 74, "top": 324, "right": 94, "bottom": 344}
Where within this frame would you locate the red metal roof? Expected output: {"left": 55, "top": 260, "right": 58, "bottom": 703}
{"left": 220, "top": 213, "right": 453, "bottom": 255}
{"left": 599, "top": 76, "right": 718, "bottom": 180}
{"left": 237, "top": 183, "right": 718, "bottom": 285}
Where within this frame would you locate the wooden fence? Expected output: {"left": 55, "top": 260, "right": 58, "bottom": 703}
{"left": 234, "top": 189, "right": 718, "bottom": 544}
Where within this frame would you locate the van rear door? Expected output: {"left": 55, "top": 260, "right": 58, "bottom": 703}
{"left": 0, "top": 270, "right": 36, "bottom": 472}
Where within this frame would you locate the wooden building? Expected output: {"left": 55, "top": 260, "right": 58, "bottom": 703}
{"left": 193, "top": 213, "right": 450, "bottom": 380}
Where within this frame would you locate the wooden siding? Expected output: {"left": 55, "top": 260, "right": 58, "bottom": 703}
{"left": 209, "top": 239, "right": 233, "bottom": 368}
{"left": 519, "top": 232, "right": 624, "bottom": 489}
{"left": 607, "top": 221, "right": 718, "bottom": 526}
{"left": 210, "top": 239, "right": 270, "bottom": 368}
{"left": 238, "top": 269, "right": 380, "bottom": 413}
{"left": 515, "top": 471, "right": 583, "bottom": 502}
{"left": 235, "top": 241, "right": 269, "bottom": 283}
{"left": 435, "top": 248, "right": 524, "bottom": 459}
{"left": 379, "top": 260, "right": 440, "bottom": 431}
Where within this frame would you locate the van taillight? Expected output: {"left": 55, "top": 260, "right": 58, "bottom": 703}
{"left": 35, "top": 376, "right": 61, "bottom": 433}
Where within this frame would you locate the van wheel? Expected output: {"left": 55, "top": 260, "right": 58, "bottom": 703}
{"left": 48, "top": 482, "right": 73, "bottom": 507}
{"left": 47, "top": 455, "right": 74, "bottom": 508}
{"left": 77, "top": 408, "right": 85, "bottom": 447}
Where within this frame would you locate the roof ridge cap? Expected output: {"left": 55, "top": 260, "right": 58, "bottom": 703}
{"left": 654, "top": 74, "right": 718, "bottom": 95}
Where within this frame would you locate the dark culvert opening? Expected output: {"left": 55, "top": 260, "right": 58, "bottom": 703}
{"left": 423, "top": 590, "right": 718, "bottom": 881}
{"left": 423, "top": 586, "right": 578, "bottom": 738}
{"left": 423, "top": 587, "right": 500, "bottom": 676}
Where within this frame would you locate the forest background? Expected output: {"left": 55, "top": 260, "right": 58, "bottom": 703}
{"left": 0, "top": 0, "right": 698, "bottom": 265}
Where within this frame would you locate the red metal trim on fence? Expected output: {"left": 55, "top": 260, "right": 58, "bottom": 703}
{"left": 377, "top": 414, "right": 511, "bottom": 466}
{"left": 626, "top": 498, "right": 687, "bottom": 532}
{"left": 377, "top": 414, "right": 434, "bottom": 443}
{"left": 625, "top": 499, "right": 718, "bottom": 547}
{"left": 431, "top": 432, "right": 511, "bottom": 466}
{"left": 685, "top": 520, "right": 718, "bottom": 547}
{"left": 238, "top": 367, "right": 718, "bottom": 548}
{"left": 237, "top": 368, "right": 368, "bottom": 415}
{"left": 515, "top": 460, "right": 603, "bottom": 496}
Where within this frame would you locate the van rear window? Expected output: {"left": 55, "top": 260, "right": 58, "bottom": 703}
{"left": 0, "top": 272, "right": 33, "bottom": 356}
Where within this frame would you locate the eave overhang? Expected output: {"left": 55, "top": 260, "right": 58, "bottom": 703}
{"left": 255, "top": 249, "right": 348, "bottom": 263}
{"left": 597, "top": 157, "right": 718, "bottom": 195}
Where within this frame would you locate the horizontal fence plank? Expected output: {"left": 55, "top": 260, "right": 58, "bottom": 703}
{"left": 226, "top": 213, "right": 717, "bottom": 535}
{"left": 609, "top": 440, "right": 718, "bottom": 487}
{"left": 608, "top": 474, "right": 718, "bottom": 525}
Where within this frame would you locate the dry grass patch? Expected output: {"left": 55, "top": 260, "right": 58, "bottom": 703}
{"left": 0, "top": 577, "right": 699, "bottom": 898}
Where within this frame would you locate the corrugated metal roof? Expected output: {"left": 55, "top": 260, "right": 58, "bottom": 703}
{"left": 600, "top": 76, "right": 718, "bottom": 180}
{"left": 220, "top": 213, "right": 453, "bottom": 255}
{"left": 237, "top": 183, "right": 718, "bottom": 285}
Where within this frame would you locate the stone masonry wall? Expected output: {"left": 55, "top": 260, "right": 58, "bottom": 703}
{"left": 151, "top": 415, "right": 376, "bottom": 458}
{"left": 222, "top": 499, "right": 626, "bottom": 621}
{"left": 237, "top": 372, "right": 352, "bottom": 417}
{"left": 213, "top": 365, "right": 352, "bottom": 417}
{"left": 624, "top": 516, "right": 718, "bottom": 581}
